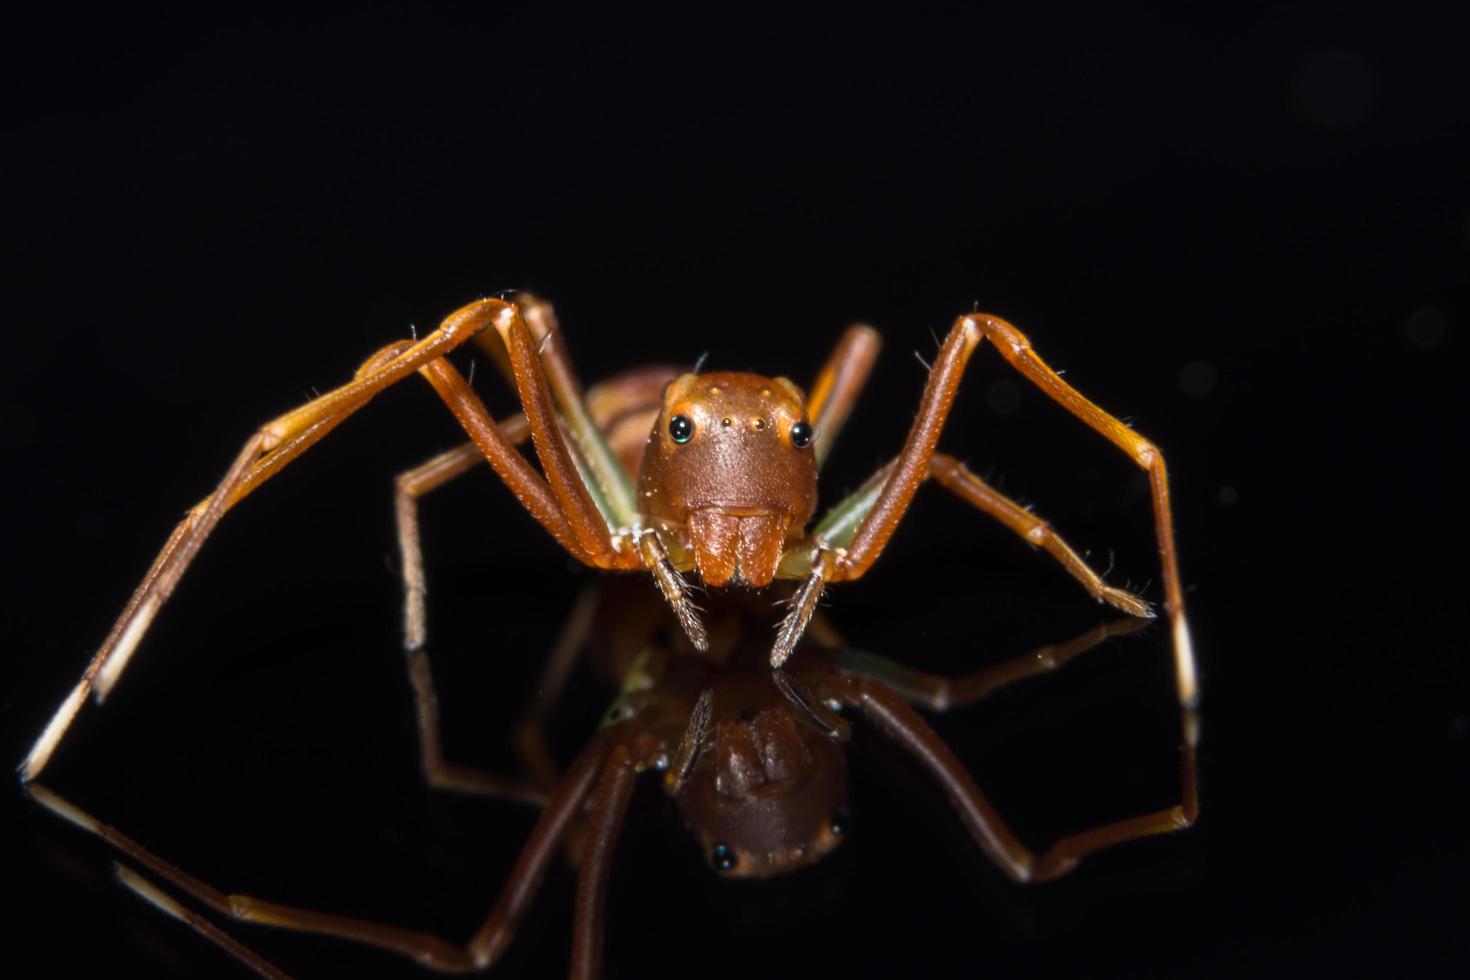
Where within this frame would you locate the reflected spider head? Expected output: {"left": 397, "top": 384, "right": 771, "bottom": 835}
{"left": 639, "top": 371, "right": 818, "bottom": 588}
{"left": 669, "top": 667, "right": 848, "bottom": 879}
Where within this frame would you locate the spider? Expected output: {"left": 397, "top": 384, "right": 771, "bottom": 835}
{"left": 21, "top": 293, "right": 1199, "bottom": 977}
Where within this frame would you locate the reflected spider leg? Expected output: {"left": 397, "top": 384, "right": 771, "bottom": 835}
{"left": 820, "top": 644, "right": 1196, "bottom": 884}
{"left": 926, "top": 453, "right": 1152, "bottom": 617}
{"left": 114, "top": 863, "right": 291, "bottom": 980}
{"left": 569, "top": 745, "right": 639, "bottom": 980}
{"left": 840, "top": 676, "right": 1193, "bottom": 881}
{"left": 27, "top": 734, "right": 642, "bottom": 976}
{"left": 780, "top": 314, "right": 1197, "bottom": 731}
{"left": 395, "top": 432, "right": 549, "bottom": 806}
{"left": 828, "top": 617, "right": 1154, "bottom": 713}
{"left": 512, "top": 582, "right": 603, "bottom": 793}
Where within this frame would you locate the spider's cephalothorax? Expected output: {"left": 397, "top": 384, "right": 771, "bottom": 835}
{"left": 638, "top": 372, "right": 818, "bottom": 589}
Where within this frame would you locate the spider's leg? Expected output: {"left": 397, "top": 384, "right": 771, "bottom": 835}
{"left": 767, "top": 317, "right": 990, "bottom": 664}
{"left": 26, "top": 736, "right": 621, "bottom": 972}
{"left": 513, "top": 582, "right": 602, "bottom": 792}
{"left": 825, "top": 674, "right": 1196, "bottom": 883}
{"left": 568, "top": 744, "right": 638, "bottom": 980}
{"left": 497, "top": 293, "right": 640, "bottom": 528}
{"left": 824, "top": 314, "right": 987, "bottom": 582}
{"left": 773, "top": 446, "right": 1149, "bottom": 666}
{"left": 800, "top": 313, "right": 1195, "bottom": 719}
{"left": 20, "top": 299, "right": 519, "bottom": 784}
{"left": 958, "top": 314, "right": 1194, "bottom": 711}
{"left": 829, "top": 616, "right": 1151, "bottom": 712}
{"left": 806, "top": 323, "right": 882, "bottom": 468}
{"left": 484, "top": 310, "right": 639, "bottom": 567}
{"left": 394, "top": 434, "right": 555, "bottom": 805}
{"left": 414, "top": 356, "right": 588, "bottom": 558}
{"left": 927, "top": 453, "right": 1151, "bottom": 617}
{"left": 636, "top": 532, "right": 709, "bottom": 652}
{"left": 114, "top": 864, "right": 290, "bottom": 980}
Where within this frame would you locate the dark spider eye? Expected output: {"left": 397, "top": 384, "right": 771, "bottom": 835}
{"left": 669, "top": 415, "right": 695, "bottom": 444}
{"left": 711, "top": 843, "right": 738, "bottom": 871}
{"left": 830, "top": 805, "right": 851, "bottom": 836}
{"left": 790, "top": 421, "right": 813, "bottom": 449}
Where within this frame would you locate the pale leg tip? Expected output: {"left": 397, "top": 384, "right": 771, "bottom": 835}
{"left": 25, "top": 782, "right": 100, "bottom": 833}
{"left": 1172, "top": 613, "right": 1200, "bottom": 708}
{"left": 22, "top": 681, "right": 91, "bottom": 783}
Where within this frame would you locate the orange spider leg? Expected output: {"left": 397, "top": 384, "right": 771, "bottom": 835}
{"left": 394, "top": 434, "right": 602, "bottom": 804}
{"left": 492, "top": 310, "right": 630, "bottom": 567}
{"left": 806, "top": 323, "right": 882, "bottom": 467}
{"left": 396, "top": 435, "right": 552, "bottom": 806}
{"left": 927, "top": 453, "right": 1152, "bottom": 617}
{"left": 21, "top": 299, "right": 525, "bottom": 783}
{"left": 966, "top": 315, "right": 1194, "bottom": 706}
{"left": 815, "top": 314, "right": 1196, "bottom": 718}
{"left": 503, "top": 294, "right": 640, "bottom": 525}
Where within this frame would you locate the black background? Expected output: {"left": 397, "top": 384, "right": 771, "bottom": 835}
{"left": 5, "top": 7, "right": 1465, "bottom": 979}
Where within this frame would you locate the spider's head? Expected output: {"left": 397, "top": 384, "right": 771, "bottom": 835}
{"left": 670, "top": 670, "right": 849, "bottom": 879}
{"left": 638, "top": 372, "right": 818, "bottom": 588}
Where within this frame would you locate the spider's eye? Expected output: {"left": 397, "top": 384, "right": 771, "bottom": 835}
{"left": 789, "top": 421, "right": 813, "bottom": 449}
{"left": 669, "top": 415, "right": 695, "bottom": 444}
{"left": 830, "top": 805, "right": 851, "bottom": 836}
{"left": 711, "top": 843, "right": 738, "bottom": 871}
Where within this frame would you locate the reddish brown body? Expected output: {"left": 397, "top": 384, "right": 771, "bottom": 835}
{"left": 638, "top": 371, "right": 818, "bottom": 588}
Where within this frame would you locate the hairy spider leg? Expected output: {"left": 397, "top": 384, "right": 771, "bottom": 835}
{"left": 956, "top": 314, "right": 1195, "bottom": 712}
{"left": 926, "top": 454, "right": 1153, "bottom": 617}
{"left": 20, "top": 300, "right": 510, "bottom": 782}
{"left": 20, "top": 297, "right": 666, "bottom": 786}
{"left": 488, "top": 311, "right": 627, "bottom": 564}
{"left": 790, "top": 451, "right": 1150, "bottom": 617}
{"left": 499, "top": 294, "right": 640, "bottom": 528}
{"left": 775, "top": 314, "right": 1197, "bottom": 730}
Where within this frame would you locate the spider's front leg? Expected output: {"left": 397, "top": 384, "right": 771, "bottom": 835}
{"left": 19, "top": 297, "right": 651, "bottom": 787}
{"left": 778, "top": 313, "right": 1198, "bottom": 730}
{"left": 19, "top": 300, "right": 523, "bottom": 784}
